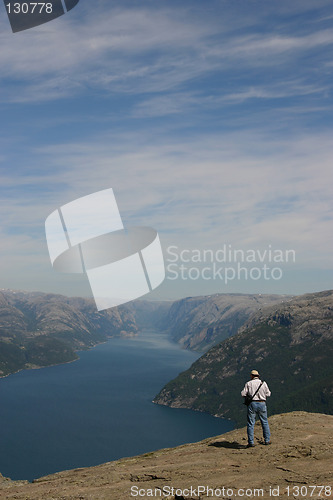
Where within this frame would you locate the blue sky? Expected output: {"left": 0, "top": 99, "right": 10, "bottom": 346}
{"left": 0, "top": 0, "right": 332, "bottom": 300}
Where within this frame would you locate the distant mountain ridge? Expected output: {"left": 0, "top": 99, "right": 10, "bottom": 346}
{"left": 0, "top": 289, "right": 290, "bottom": 377}
{"left": 160, "top": 293, "right": 291, "bottom": 351}
{"left": 154, "top": 290, "right": 333, "bottom": 426}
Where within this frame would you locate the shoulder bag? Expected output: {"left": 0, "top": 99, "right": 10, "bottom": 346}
{"left": 243, "top": 380, "right": 264, "bottom": 406}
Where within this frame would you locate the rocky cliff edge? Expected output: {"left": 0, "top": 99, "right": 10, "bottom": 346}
{"left": 0, "top": 411, "right": 332, "bottom": 499}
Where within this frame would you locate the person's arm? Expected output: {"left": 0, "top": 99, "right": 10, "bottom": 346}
{"left": 241, "top": 382, "right": 249, "bottom": 397}
{"left": 263, "top": 382, "right": 271, "bottom": 397}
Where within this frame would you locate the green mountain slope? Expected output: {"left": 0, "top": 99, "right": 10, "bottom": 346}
{"left": 154, "top": 290, "right": 333, "bottom": 426}
{"left": 0, "top": 290, "right": 138, "bottom": 376}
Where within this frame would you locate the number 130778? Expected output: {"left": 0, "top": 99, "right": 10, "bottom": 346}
{"left": 6, "top": 3, "right": 53, "bottom": 14}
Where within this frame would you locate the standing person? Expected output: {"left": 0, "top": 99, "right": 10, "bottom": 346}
{"left": 241, "top": 369, "right": 271, "bottom": 447}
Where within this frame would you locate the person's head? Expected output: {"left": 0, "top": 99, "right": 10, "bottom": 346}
{"left": 250, "top": 369, "right": 260, "bottom": 379}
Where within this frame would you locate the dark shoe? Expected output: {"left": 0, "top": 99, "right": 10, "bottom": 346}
{"left": 247, "top": 443, "right": 255, "bottom": 448}
{"left": 265, "top": 441, "right": 271, "bottom": 445}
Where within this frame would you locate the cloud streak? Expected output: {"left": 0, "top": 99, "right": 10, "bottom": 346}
{"left": 2, "top": 126, "right": 331, "bottom": 260}
{"left": 0, "top": 3, "right": 332, "bottom": 102}
{"left": 0, "top": 0, "right": 332, "bottom": 296}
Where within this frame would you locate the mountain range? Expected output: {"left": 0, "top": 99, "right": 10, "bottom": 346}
{"left": 1, "top": 288, "right": 333, "bottom": 493}
{"left": 0, "top": 289, "right": 287, "bottom": 378}
{"left": 2, "top": 288, "right": 332, "bottom": 426}
{"left": 159, "top": 293, "right": 291, "bottom": 351}
{"left": 154, "top": 290, "right": 333, "bottom": 426}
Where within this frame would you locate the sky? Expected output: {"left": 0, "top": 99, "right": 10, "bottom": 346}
{"left": 0, "top": 0, "right": 332, "bottom": 301}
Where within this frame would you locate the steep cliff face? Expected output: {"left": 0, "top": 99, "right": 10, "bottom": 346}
{"left": 161, "top": 293, "right": 291, "bottom": 351}
{"left": 1, "top": 412, "right": 332, "bottom": 499}
{"left": 154, "top": 290, "right": 333, "bottom": 426}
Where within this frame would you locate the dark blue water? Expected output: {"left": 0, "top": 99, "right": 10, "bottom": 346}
{"left": 0, "top": 330, "right": 234, "bottom": 481}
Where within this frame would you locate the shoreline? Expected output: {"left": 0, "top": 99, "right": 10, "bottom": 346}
{"left": 0, "top": 330, "right": 231, "bottom": 483}
{"left": 0, "top": 334, "right": 132, "bottom": 380}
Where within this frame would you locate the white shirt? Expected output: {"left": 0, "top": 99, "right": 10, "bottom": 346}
{"left": 241, "top": 378, "right": 271, "bottom": 401}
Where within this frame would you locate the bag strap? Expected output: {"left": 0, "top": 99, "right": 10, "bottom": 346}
{"left": 249, "top": 380, "right": 264, "bottom": 401}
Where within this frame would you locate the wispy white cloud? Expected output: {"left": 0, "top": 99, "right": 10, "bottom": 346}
{"left": 215, "top": 29, "right": 333, "bottom": 60}
{"left": 2, "top": 126, "right": 330, "bottom": 260}
{"left": 0, "top": 0, "right": 332, "bottom": 296}
{"left": 132, "top": 80, "right": 329, "bottom": 118}
{"left": 0, "top": 4, "right": 332, "bottom": 102}
{"left": 1, "top": 125, "right": 332, "bottom": 295}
